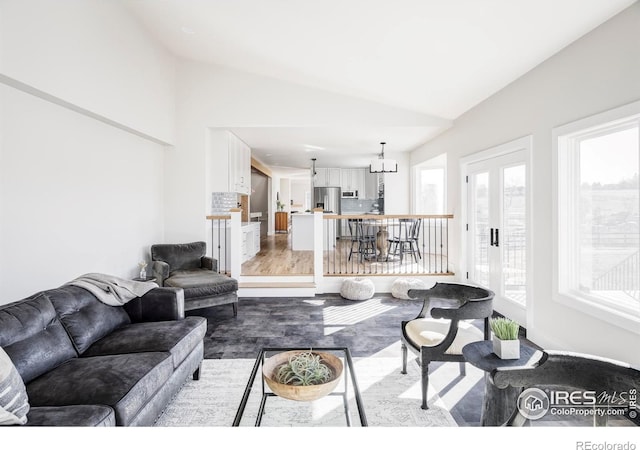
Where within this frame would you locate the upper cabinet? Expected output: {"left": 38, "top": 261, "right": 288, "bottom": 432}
{"left": 230, "top": 136, "right": 251, "bottom": 195}
{"left": 364, "top": 171, "right": 379, "bottom": 199}
{"left": 314, "top": 168, "right": 341, "bottom": 187}
{"left": 341, "top": 168, "right": 365, "bottom": 193}
{"left": 314, "top": 168, "right": 379, "bottom": 198}
{"left": 208, "top": 130, "right": 251, "bottom": 195}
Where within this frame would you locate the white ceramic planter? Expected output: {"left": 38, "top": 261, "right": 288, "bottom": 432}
{"left": 493, "top": 337, "right": 520, "bottom": 360}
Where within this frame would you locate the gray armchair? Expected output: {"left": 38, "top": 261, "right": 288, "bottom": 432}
{"left": 491, "top": 350, "right": 640, "bottom": 426}
{"left": 151, "top": 241, "right": 238, "bottom": 316}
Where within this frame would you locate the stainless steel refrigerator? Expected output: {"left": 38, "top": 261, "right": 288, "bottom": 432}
{"left": 313, "top": 186, "right": 342, "bottom": 240}
{"left": 313, "top": 186, "right": 341, "bottom": 214}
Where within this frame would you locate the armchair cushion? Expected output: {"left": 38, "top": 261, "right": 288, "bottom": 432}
{"left": 405, "top": 318, "right": 484, "bottom": 355}
{"left": 151, "top": 242, "right": 207, "bottom": 272}
{"left": 164, "top": 270, "right": 238, "bottom": 298}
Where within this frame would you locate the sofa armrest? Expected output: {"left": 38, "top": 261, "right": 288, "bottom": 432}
{"left": 124, "top": 287, "right": 185, "bottom": 322}
{"left": 201, "top": 256, "right": 217, "bottom": 272}
{"left": 152, "top": 260, "right": 170, "bottom": 286}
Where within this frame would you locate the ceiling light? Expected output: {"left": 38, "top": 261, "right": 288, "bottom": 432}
{"left": 304, "top": 144, "right": 325, "bottom": 151}
{"left": 181, "top": 26, "right": 196, "bottom": 35}
{"left": 369, "top": 142, "right": 397, "bottom": 174}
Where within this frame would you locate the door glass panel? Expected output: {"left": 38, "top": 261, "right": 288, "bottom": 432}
{"left": 502, "top": 165, "right": 526, "bottom": 304}
{"left": 472, "top": 172, "right": 490, "bottom": 287}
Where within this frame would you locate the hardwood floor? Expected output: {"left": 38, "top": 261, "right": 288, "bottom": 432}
{"left": 241, "top": 233, "right": 313, "bottom": 275}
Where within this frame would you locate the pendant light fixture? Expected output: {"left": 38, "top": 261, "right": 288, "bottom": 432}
{"left": 369, "top": 142, "right": 397, "bottom": 173}
{"left": 311, "top": 158, "right": 317, "bottom": 184}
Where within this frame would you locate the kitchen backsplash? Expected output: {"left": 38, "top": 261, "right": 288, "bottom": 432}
{"left": 341, "top": 198, "right": 380, "bottom": 213}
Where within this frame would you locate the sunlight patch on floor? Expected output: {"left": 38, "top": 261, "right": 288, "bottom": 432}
{"left": 431, "top": 361, "right": 484, "bottom": 410}
{"left": 322, "top": 297, "right": 397, "bottom": 335}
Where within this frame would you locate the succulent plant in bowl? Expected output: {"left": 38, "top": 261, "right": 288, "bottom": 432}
{"left": 275, "top": 350, "right": 333, "bottom": 386}
{"left": 262, "top": 350, "right": 343, "bottom": 401}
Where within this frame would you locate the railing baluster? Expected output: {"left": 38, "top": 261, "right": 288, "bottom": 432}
{"left": 320, "top": 214, "right": 453, "bottom": 277}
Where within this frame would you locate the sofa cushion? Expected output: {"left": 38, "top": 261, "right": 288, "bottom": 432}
{"left": 165, "top": 270, "right": 238, "bottom": 298}
{"left": 25, "top": 405, "right": 115, "bottom": 426}
{"left": 0, "top": 347, "right": 30, "bottom": 425}
{"left": 0, "top": 293, "right": 77, "bottom": 383}
{"left": 46, "top": 285, "right": 131, "bottom": 354}
{"left": 82, "top": 316, "right": 207, "bottom": 368}
{"left": 26, "top": 352, "right": 172, "bottom": 426}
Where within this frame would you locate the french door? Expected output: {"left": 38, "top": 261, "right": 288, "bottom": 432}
{"left": 466, "top": 146, "right": 529, "bottom": 326}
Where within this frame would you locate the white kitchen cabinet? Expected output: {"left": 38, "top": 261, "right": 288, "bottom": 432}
{"left": 252, "top": 222, "right": 261, "bottom": 255}
{"left": 364, "top": 171, "right": 379, "bottom": 199}
{"left": 242, "top": 222, "right": 261, "bottom": 261}
{"left": 314, "top": 168, "right": 341, "bottom": 187}
{"left": 340, "top": 168, "right": 365, "bottom": 194}
{"left": 208, "top": 130, "right": 251, "bottom": 195}
{"left": 210, "top": 222, "right": 261, "bottom": 269}
{"left": 229, "top": 135, "right": 251, "bottom": 195}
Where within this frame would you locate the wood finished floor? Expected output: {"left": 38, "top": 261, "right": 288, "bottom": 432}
{"left": 188, "top": 294, "right": 636, "bottom": 427}
{"left": 241, "top": 233, "right": 313, "bottom": 275}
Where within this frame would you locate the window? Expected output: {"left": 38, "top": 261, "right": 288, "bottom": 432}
{"left": 554, "top": 101, "right": 640, "bottom": 331}
{"left": 414, "top": 154, "right": 446, "bottom": 214}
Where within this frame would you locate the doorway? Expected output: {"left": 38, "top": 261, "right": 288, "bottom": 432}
{"left": 463, "top": 137, "right": 532, "bottom": 326}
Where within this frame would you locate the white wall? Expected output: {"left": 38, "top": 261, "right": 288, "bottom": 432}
{"left": 0, "top": 0, "right": 174, "bottom": 303}
{"left": 0, "top": 0, "right": 176, "bottom": 144}
{"left": 411, "top": 3, "right": 640, "bottom": 365}
{"left": 290, "top": 179, "right": 310, "bottom": 211}
{"left": 381, "top": 151, "right": 410, "bottom": 214}
{"left": 0, "top": 86, "right": 165, "bottom": 303}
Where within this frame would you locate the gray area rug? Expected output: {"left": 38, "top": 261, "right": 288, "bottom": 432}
{"left": 156, "top": 357, "right": 458, "bottom": 427}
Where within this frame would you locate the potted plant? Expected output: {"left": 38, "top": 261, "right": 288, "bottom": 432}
{"left": 490, "top": 317, "right": 520, "bottom": 360}
{"left": 262, "top": 350, "right": 343, "bottom": 401}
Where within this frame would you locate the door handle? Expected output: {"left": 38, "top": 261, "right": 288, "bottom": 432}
{"left": 489, "top": 228, "right": 500, "bottom": 247}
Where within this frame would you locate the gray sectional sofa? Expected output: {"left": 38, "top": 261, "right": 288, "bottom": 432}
{"left": 0, "top": 282, "right": 206, "bottom": 426}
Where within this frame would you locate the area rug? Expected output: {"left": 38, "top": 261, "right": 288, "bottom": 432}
{"left": 155, "top": 357, "right": 458, "bottom": 427}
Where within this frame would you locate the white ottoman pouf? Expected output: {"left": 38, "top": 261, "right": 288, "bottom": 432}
{"left": 391, "top": 278, "right": 427, "bottom": 299}
{"left": 340, "top": 277, "right": 375, "bottom": 301}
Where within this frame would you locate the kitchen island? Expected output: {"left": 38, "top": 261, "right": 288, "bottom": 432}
{"left": 291, "top": 212, "right": 338, "bottom": 250}
{"left": 291, "top": 213, "right": 314, "bottom": 250}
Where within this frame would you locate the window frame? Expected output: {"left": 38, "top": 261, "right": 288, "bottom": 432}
{"left": 552, "top": 100, "right": 640, "bottom": 334}
{"left": 412, "top": 154, "right": 447, "bottom": 215}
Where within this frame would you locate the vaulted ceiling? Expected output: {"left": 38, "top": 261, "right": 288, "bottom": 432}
{"left": 123, "top": 0, "right": 636, "bottom": 174}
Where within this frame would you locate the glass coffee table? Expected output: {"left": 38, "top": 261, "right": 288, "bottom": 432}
{"left": 232, "top": 347, "right": 368, "bottom": 426}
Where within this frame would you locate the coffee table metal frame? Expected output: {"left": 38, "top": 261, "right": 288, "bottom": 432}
{"left": 232, "top": 346, "right": 368, "bottom": 427}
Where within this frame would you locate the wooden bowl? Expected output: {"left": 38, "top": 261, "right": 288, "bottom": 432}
{"left": 262, "top": 350, "right": 343, "bottom": 402}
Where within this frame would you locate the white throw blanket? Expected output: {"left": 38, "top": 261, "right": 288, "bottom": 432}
{"left": 67, "top": 273, "right": 158, "bottom": 306}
